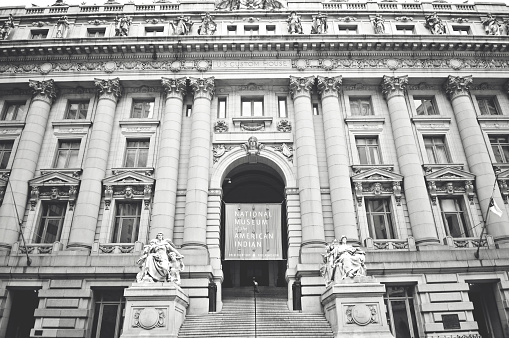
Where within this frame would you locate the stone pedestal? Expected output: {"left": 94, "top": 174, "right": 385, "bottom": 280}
{"left": 121, "top": 282, "right": 189, "bottom": 338}
{"left": 321, "top": 277, "right": 393, "bottom": 338}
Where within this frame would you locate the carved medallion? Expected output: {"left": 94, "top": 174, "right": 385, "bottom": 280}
{"left": 133, "top": 308, "right": 165, "bottom": 330}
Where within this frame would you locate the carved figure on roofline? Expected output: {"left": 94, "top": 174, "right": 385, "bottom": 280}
{"left": 56, "top": 16, "right": 69, "bottom": 38}
{"left": 215, "top": 0, "right": 241, "bottom": 11}
{"left": 287, "top": 11, "right": 303, "bottom": 34}
{"left": 371, "top": 14, "right": 385, "bottom": 34}
{"left": 114, "top": 14, "right": 132, "bottom": 37}
{"left": 198, "top": 13, "right": 217, "bottom": 35}
{"left": 0, "top": 14, "right": 14, "bottom": 40}
{"left": 171, "top": 16, "right": 193, "bottom": 35}
{"left": 320, "top": 236, "right": 366, "bottom": 286}
{"left": 311, "top": 12, "right": 328, "bottom": 34}
{"left": 425, "top": 13, "right": 445, "bottom": 34}
{"left": 482, "top": 13, "right": 501, "bottom": 36}
{"left": 261, "top": 0, "right": 284, "bottom": 10}
{"left": 136, "top": 233, "right": 185, "bottom": 285}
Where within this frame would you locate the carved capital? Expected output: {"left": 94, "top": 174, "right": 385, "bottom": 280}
{"left": 189, "top": 77, "right": 215, "bottom": 100}
{"left": 289, "top": 76, "right": 315, "bottom": 100}
{"left": 161, "top": 77, "right": 187, "bottom": 100}
{"left": 29, "top": 79, "right": 58, "bottom": 103}
{"left": 444, "top": 75, "right": 472, "bottom": 100}
{"left": 317, "top": 76, "right": 342, "bottom": 99}
{"left": 381, "top": 75, "right": 408, "bottom": 100}
{"left": 94, "top": 78, "right": 122, "bottom": 101}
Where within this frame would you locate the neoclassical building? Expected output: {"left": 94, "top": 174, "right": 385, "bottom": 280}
{"left": 0, "top": 0, "right": 509, "bottom": 337}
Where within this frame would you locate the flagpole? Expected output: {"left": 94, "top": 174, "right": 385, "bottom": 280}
{"left": 475, "top": 176, "right": 499, "bottom": 259}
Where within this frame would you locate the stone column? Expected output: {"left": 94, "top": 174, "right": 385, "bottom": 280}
{"left": 0, "top": 80, "right": 58, "bottom": 250}
{"left": 445, "top": 75, "right": 509, "bottom": 245}
{"left": 67, "top": 78, "right": 122, "bottom": 250}
{"left": 181, "top": 77, "right": 214, "bottom": 265}
{"left": 289, "top": 76, "right": 326, "bottom": 263}
{"left": 150, "top": 78, "right": 187, "bottom": 239}
{"left": 381, "top": 75, "right": 439, "bottom": 245}
{"left": 317, "top": 76, "right": 358, "bottom": 242}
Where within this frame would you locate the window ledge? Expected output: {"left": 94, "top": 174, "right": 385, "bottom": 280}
{"left": 0, "top": 121, "right": 26, "bottom": 128}
{"left": 52, "top": 120, "right": 92, "bottom": 128}
{"left": 232, "top": 116, "right": 273, "bottom": 128}
{"left": 40, "top": 168, "right": 82, "bottom": 178}
{"left": 352, "top": 164, "right": 394, "bottom": 174}
{"left": 411, "top": 116, "right": 451, "bottom": 123}
{"left": 423, "top": 163, "right": 464, "bottom": 173}
{"left": 119, "top": 119, "right": 160, "bottom": 127}
{"left": 345, "top": 116, "right": 385, "bottom": 123}
{"left": 111, "top": 167, "right": 154, "bottom": 177}
{"left": 477, "top": 115, "right": 509, "bottom": 122}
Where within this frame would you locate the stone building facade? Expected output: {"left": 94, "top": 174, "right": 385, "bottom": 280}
{"left": 0, "top": 0, "right": 508, "bottom": 337}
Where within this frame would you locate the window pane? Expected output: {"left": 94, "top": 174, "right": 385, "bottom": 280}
{"left": 138, "top": 149, "right": 148, "bottom": 167}
{"left": 369, "top": 146, "right": 381, "bottom": 164}
{"left": 124, "top": 150, "right": 136, "bottom": 167}
{"left": 253, "top": 101, "right": 263, "bottom": 116}
{"left": 218, "top": 98, "right": 226, "bottom": 119}
{"left": 391, "top": 300, "right": 412, "bottom": 338}
{"left": 99, "top": 305, "right": 120, "bottom": 338}
{"left": 119, "top": 219, "right": 134, "bottom": 243}
{"left": 278, "top": 98, "right": 287, "bottom": 118}
{"left": 242, "top": 101, "right": 251, "bottom": 116}
{"left": 357, "top": 146, "right": 368, "bottom": 164}
{"left": 44, "top": 219, "right": 60, "bottom": 243}
{"left": 0, "top": 141, "right": 13, "bottom": 169}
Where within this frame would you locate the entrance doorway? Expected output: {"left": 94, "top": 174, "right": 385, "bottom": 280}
{"left": 468, "top": 282, "right": 504, "bottom": 338}
{"left": 221, "top": 163, "right": 287, "bottom": 288}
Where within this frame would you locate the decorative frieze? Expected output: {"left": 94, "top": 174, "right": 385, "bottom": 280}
{"left": 317, "top": 76, "right": 342, "bottom": 99}
{"left": 132, "top": 308, "right": 166, "bottom": 329}
{"left": 444, "top": 75, "right": 472, "bottom": 100}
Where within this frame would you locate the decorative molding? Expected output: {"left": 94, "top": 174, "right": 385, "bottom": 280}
{"left": 29, "top": 79, "right": 59, "bottom": 103}
{"left": 395, "top": 16, "right": 413, "bottom": 22}
{"left": 29, "top": 172, "right": 80, "bottom": 211}
{"left": 425, "top": 167, "right": 476, "bottom": 205}
{"left": 289, "top": 76, "right": 314, "bottom": 99}
{"left": 214, "top": 120, "right": 229, "bottom": 133}
{"left": 189, "top": 77, "right": 214, "bottom": 100}
{"left": 338, "top": 16, "right": 356, "bottom": 22}
{"left": 271, "top": 143, "right": 293, "bottom": 162}
{"left": 381, "top": 75, "right": 408, "bottom": 100}
{"left": 94, "top": 77, "right": 122, "bottom": 100}
{"left": 161, "top": 77, "right": 186, "bottom": 99}
{"left": 346, "top": 304, "right": 378, "bottom": 326}
{"left": 317, "top": 75, "right": 342, "bottom": 99}
{"left": 351, "top": 168, "right": 403, "bottom": 206}
{"left": 132, "top": 308, "right": 165, "bottom": 330}
{"left": 276, "top": 119, "right": 291, "bottom": 132}
{"left": 103, "top": 171, "right": 155, "bottom": 210}
{"left": 241, "top": 136, "right": 264, "bottom": 157}
{"left": 213, "top": 144, "right": 234, "bottom": 163}
{"left": 444, "top": 75, "right": 472, "bottom": 100}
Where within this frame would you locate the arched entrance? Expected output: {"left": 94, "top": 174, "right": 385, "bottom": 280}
{"left": 220, "top": 163, "right": 288, "bottom": 288}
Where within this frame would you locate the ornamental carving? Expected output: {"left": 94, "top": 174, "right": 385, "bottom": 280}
{"left": 317, "top": 76, "right": 342, "bottom": 98}
{"left": 395, "top": 16, "right": 413, "bottom": 22}
{"left": 241, "top": 136, "right": 264, "bottom": 156}
{"left": 198, "top": 13, "right": 217, "bottom": 35}
{"left": 103, "top": 171, "right": 154, "bottom": 210}
{"left": 0, "top": 14, "right": 14, "bottom": 40}
{"left": 215, "top": 0, "right": 284, "bottom": 10}
{"left": 89, "top": 19, "right": 107, "bottom": 25}
{"left": 287, "top": 12, "right": 303, "bottom": 34}
{"left": 133, "top": 308, "right": 165, "bottom": 330}
{"left": 380, "top": 75, "right": 408, "bottom": 100}
{"left": 161, "top": 77, "right": 186, "bottom": 98}
{"left": 346, "top": 304, "right": 378, "bottom": 326}
{"left": 425, "top": 167, "right": 475, "bottom": 205}
{"left": 425, "top": 13, "right": 446, "bottom": 34}
{"left": 289, "top": 76, "right": 314, "bottom": 99}
{"left": 29, "top": 79, "right": 59, "bottom": 103}
{"left": 352, "top": 168, "right": 403, "bottom": 206}
{"left": 213, "top": 144, "right": 234, "bottom": 163}
{"left": 444, "top": 75, "right": 472, "bottom": 100}
{"left": 272, "top": 143, "right": 293, "bottom": 162}
{"left": 171, "top": 16, "right": 193, "bottom": 35}
{"left": 276, "top": 120, "right": 291, "bottom": 132}
{"left": 189, "top": 77, "right": 215, "bottom": 100}
{"left": 214, "top": 120, "right": 229, "bottom": 133}
{"left": 114, "top": 14, "right": 132, "bottom": 37}
{"left": 95, "top": 78, "right": 122, "bottom": 100}
{"left": 338, "top": 16, "right": 356, "bottom": 22}
{"left": 311, "top": 13, "right": 328, "bottom": 34}
{"left": 55, "top": 16, "right": 70, "bottom": 38}
{"left": 371, "top": 14, "right": 385, "bottom": 34}
{"left": 482, "top": 13, "right": 501, "bottom": 36}
{"left": 29, "top": 172, "right": 80, "bottom": 211}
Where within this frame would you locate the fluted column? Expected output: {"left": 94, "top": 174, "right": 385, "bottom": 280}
{"left": 381, "top": 75, "right": 439, "bottom": 245}
{"left": 445, "top": 75, "right": 509, "bottom": 245}
{"left": 0, "top": 80, "right": 58, "bottom": 250}
{"left": 181, "top": 77, "right": 214, "bottom": 264}
{"left": 150, "top": 78, "right": 187, "bottom": 239}
{"left": 317, "top": 76, "right": 358, "bottom": 242}
{"left": 289, "top": 76, "right": 326, "bottom": 262}
{"left": 68, "top": 78, "right": 122, "bottom": 250}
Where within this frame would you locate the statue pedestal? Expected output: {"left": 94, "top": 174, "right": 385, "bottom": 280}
{"left": 321, "top": 277, "right": 394, "bottom": 338}
{"left": 120, "top": 282, "right": 189, "bottom": 338}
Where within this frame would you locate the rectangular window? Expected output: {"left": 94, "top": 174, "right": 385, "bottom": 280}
{"left": 366, "top": 199, "right": 395, "bottom": 239}
{"left": 338, "top": 25, "right": 357, "bottom": 34}
{"left": 241, "top": 97, "right": 264, "bottom": 116}
{"left": 490, "top": 136, "right": 509, "bottom": 163}
{"left": 278, "top": 97, "right": 287, "bottom": 118}
{"left": 131, "top": 100, "right": 155, "bottom": 119}
{"left": 244, "top": 25, "right": 259, "bottom": 35}
{"left": 350, "top": 97, "right": 372, "bottom": 116}
{"left": 356, "top": 137, "right": 382, "bottom": 165}
{"left": 31, "top": 29, "right": 48, "bottom": 39}
{"left": 124, "top": 139, "right": 149, "bottom": 167}
{"left": 145, "top": 26, "right": 164, "bottom": 36}
{"left": 54, "top": 140, "right": 81, "bottom": 168}
{"left": 112, "top": 202, "right": 142, "bottom": 243}
{"left": 396, "top": 25, "right": 414, "bottom": 35}
{"left": 186, "top": 105, "right": 192, "bottom": 117}
{"left": 477, "top": 97, "right": 500, "bottom": 116}
{"left": 424, "top": 136, "right": 450, "bottom": 164}
{"left": 313, "top": 103, "right": 319, "bottom": 116}
{"left": 91, "top": 289, "right": 126, "bottom": 338}
{"left": 440, "top": 198, "right": 470, "bottom": 237}
{"left": 414, "top": 97, "right": 437, "bottom": 116}
{"left": 452, "top": 26, "right": 470, "bottom": 35}
{"left": 0, "top": 141, "right": 13, "bottom": 169}
{"left": 87, "top": 28, "right": 106, "bottom": 38}
{"left": 227, "top": 25, "right": 237, "bottom": 35}
{"left": 217, "top": 97, "right": 227, "bottom": 119}
{"left": 384, "top": 285, "right": 420, "bottom": 338}
{"left": 266, "top": 25, "right": 276, "bottom": 34}
{"left": 35, "top": 202, "right": 66, "bottom": 243}
{"left": 66, "top": 101, "right": 89, "bottom": 119}
{"left": 1, "top": 102, "right": 25, "bottom": 121}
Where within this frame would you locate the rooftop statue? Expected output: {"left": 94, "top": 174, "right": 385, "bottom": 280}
{"left": 371, "top": 14, "right": 385, "bottom": 34}
{"left": 114, "top": 14, "right": 132, "bottom": 37}
{"left": 311, "top": 13, "right": 328, "bottom": 34}
{"left": 287, "top": 11, "right": 303, "bottom": 34}
{"left": 320, "top": 236, "right": 367, "bottom": 286}
{"left": 171, "top": 16, "right": 193, "bottom": 35}
{"left": 0, "top": 14, "right": 14, "bottom": 40}
{"left": 482, "top": 13, "right": 502, "bottom": 36}
{"left": 136, "top": 233, "right": 185, "bottom": 285}
{"left": 198, "top": 13, "right": 217, "bottom": 35}
{"left": 425, "top": 12, "right": 445, "bottom": 34}
{"left": 55, "top": 16, "right": 69, "bottom": 38}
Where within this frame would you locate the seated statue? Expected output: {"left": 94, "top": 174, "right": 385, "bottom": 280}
{"left": 136, "top": 233, "right": 184, "bottom": 285}
{"left": 321, "top": 235, "right": 366, "bottom": 286}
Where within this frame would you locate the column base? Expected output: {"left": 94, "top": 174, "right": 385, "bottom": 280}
{"left": 120, "top": 282, "right": 189, "bottom": 338}
{"left": 321, "top": 278, "right": 394, "bottom": 338}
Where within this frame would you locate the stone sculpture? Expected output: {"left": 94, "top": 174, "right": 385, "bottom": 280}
{"left": 136, "top": 233, "right": 185, "bottom": 285}
{"left": 198, "top": 13, "right": 217, "bottom": 35}
{"left": 0, "top": 14, "right": 14, "bottom": 40}
{"left": 311, "top": 12, "right": 328, "bottom": 34}
{"left": 287, "top": 11, "right": 303, "bottom": 34}
{"left": 482, "top": 13, "right": 501, "bottom": 35}
{"left": 55, "top": 16, "right": 69, "bottom": 38}
{"left": 114, "top": 14, "right": 132, "bottom": 37}
{"left": 371, "top": 14, "right": 385, "bottom": 34}
{"left": 241, "top": 136, "right": 264, "bottom": 156}
{"left": 321, "top": 235, "right": 367, "bottom": 286}
{"left": 425, "top": 13, "right": 445, "bottom": 34}
{"left": 171, "top": 16, "right": 193, "bottom": 35}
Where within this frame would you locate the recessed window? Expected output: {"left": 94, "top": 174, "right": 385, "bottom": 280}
{"left": 54, "top": 140, "right": 81, "bottom": 168}
{"left": 145, "top": 26, "right": 164, "bottom": 36}
{"left": 218, "top": 97, "right": 227, "bottom": 119}
{"left": 66, "top": 101, "right": 89, "bottom": 119}
{"left": 366, "top": 199, "right": 395, "bottom": 239}
{"left": 266, "top": 25, "right": 276, "bottom": 34}
{"left": 424, "top": 136, "right": 450, "bottom": 164}
{"left": 414, "top": 97, "right": 437, "bottom": 116}
{"left": 439, "top": 198, "right": 470, "bottom": 237}
{"left": 241, "top": 97, "right": 263, "bottom": 117}
{"left": 313, "top": 103, "right": 319, "bottom": 116}
{"left": 87, "top": 28, "right": 105, "bottom": 38}
{"left": 131, "top": 100, "right": 155, "bottom": 119}
{"left": 338, "top": 25, "right": 357, "bottom": 34}
{"left": 91, "top": 289, "right": 126, "bottom": 338}
{"left": 186, "top": 104, "right": 192, "bottom": 117}
{"left": 112, "top": 202, "right": 142, "bottom": 243}
{"left": 278, "top": 97, "right": 287, "bottom": 118}
{"left": 350, "top": 97, "right": 372, "bottom": 116}
{"left": 1, "top": 102, "right": 25, "bottom": 121}
{"left": 477, "top": 97, "right": 500, "bottom": 116}
{"left": 244, "top": 25, "right": 259, "bottom": 35}
{"left": 35, "top": 202, "right": 66, "bottom": 243}
{"left": 0, "top": 141, "right": 13, "bottom": 169}
{"left": 124, "top": 139, "right": 149, "bottom": 167}
{"left": 356, "top": 137, "right": 382, "bottom": 165}
{"left": 396, "top": 25, "right": 414, "bottom": 35}
{"left": 384, "top": 286, "right": 419, "bottom": 338}
{"left": 489, "top": 136, "right": 509, "bottom": 163}
{"left": 452, "top": 26, "right": 470, "bottom": 35}
{"left": 31, "top": 29, "right": 48, "bottom": 39}
{"left": 227, "top": 25, "right": 237, "bottom": 35}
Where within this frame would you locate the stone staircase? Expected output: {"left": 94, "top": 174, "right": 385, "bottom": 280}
{"left": 178, "top": 286, "right": 334, "bottom": 338}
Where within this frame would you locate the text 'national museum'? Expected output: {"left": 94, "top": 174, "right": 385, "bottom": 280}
{"left": 0, "top": 0, "right": 509, "bottom": 337}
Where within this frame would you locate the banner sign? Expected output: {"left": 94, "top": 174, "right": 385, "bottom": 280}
{"left": 224, "top": 203, "right": 283, "bottom": 260}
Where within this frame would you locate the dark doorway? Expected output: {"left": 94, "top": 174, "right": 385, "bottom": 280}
{"left": 221, "top": 163, "right": 287, "bottom": 288}
{"left": 6, "top": 289, "right": 39, "bottom": 338}
{"left": 468, "top": 282, "right": 504, "bottom": 338}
